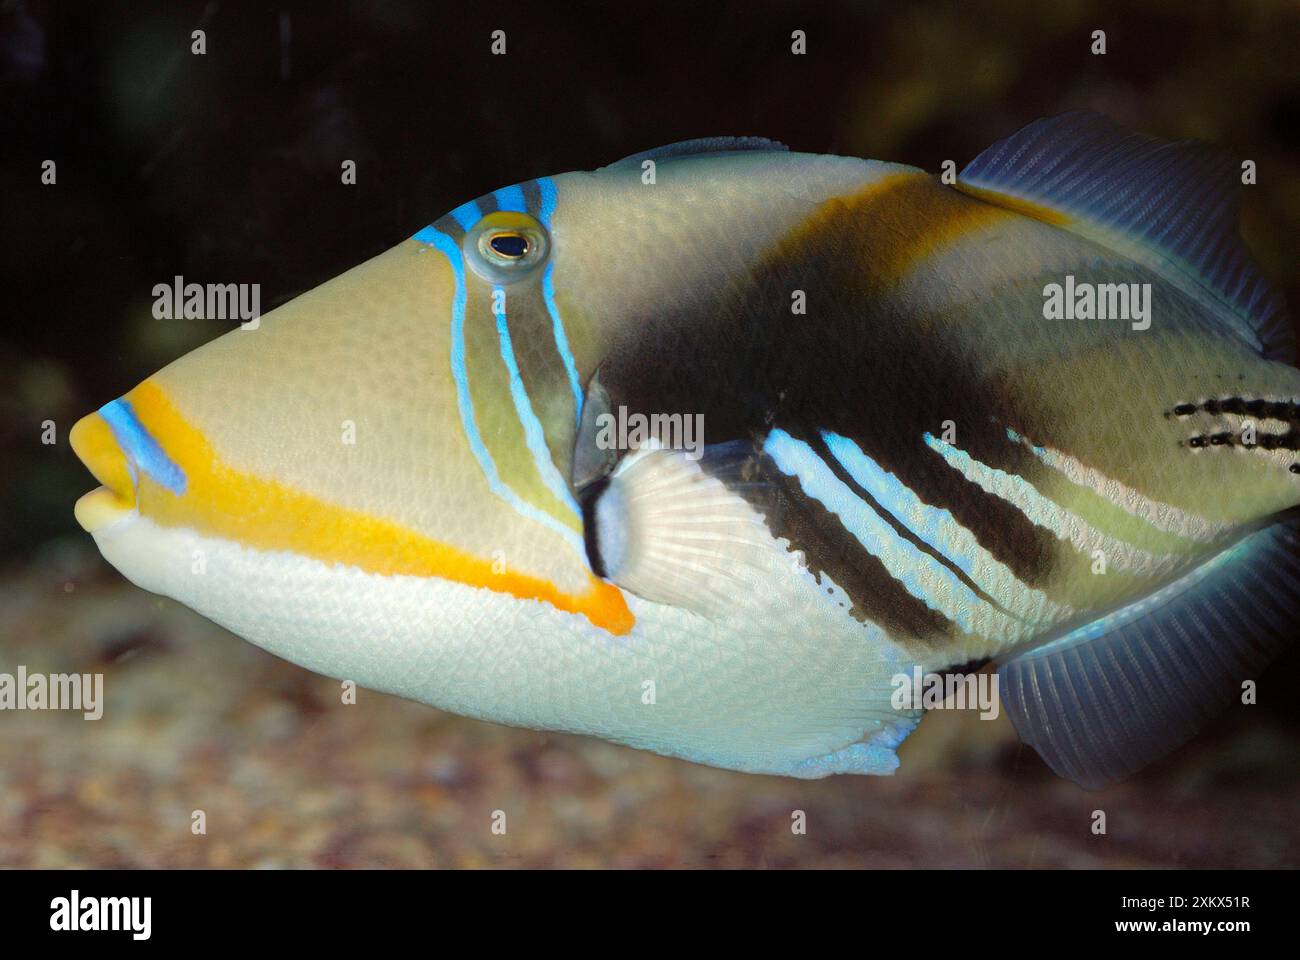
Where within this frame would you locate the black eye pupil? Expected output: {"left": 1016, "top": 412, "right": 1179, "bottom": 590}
{"left": 489, "top": 234, "right": 529, "bottom": 258}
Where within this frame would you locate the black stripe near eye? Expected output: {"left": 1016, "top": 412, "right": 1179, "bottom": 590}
{"left": 521, "top": 180, "right": 544, "bottom": 218}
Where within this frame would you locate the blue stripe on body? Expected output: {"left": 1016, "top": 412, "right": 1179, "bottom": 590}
{"left": 1003, "top": 425, "right": 1222, "bottom": 543}
{"left": 923, "top": 431, "right": 1062, "bottom": 532}
{"left": 823, "top": 431, "right": 983, "bottom": 580}
{"left": 99, "top": 398, "right": 186, "bottom": 494}
{"left": 413, "top": 226, "right": 584, "bottom": 556}
{"left": 922, "top": 430, "right": 1180, "bottom": 581}
{"left": 1005, "top": 427, "right": 1055, "bottom": 468}
{"left": 823, "top": 431, "right": 1064, "bottom": 620}
{"left": 493, "top": 284, "right": 583, "bottom": 520}
{"left": 764, "top": 428, "right": 992, "bottom": 634}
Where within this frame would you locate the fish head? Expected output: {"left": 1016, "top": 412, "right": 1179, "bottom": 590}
{"left": 67, "top": 176, "right": 639, "bottom": 690}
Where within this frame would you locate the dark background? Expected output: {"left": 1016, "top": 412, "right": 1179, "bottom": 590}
{"left": 1, "top": 0, "right": 1298, "bottom": 867}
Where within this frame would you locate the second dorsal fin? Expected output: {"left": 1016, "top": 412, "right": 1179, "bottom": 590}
{"left": 957, "top": 111, "right": 1291, "bottom": 362}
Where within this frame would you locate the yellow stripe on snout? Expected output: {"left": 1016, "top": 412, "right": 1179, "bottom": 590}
{"left": 122, "top": 380, "right": 635, "bottom": 635}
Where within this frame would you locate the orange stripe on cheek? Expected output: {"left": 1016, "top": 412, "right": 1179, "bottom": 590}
{"left": 123, "top": 380, "right": 635, "bottom": 635}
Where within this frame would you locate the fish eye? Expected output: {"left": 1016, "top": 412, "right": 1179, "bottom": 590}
{"left": 464, "top": 210, "right": 549, "bottom": 283}
{"left": 488, "top": 232, "right": 530, "bottom": 259}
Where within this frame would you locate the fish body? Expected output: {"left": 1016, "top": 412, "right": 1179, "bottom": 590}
{"left": 72, "top": 114, "right": 1300, "bottom": 786}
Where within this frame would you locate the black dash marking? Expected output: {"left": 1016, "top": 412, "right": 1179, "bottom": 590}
{"left": 1245, "top": 399, "right": 1271, "bottom": 417}
{"left": 1172, "top": 397, "right": 1300, "bottom": 422}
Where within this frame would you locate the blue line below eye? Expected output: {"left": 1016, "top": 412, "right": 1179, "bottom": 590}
{"left": 413, "top": 225, "right": 585, "bottom": 558}
{"left": 530, "top": 178, "right": 584, "bottom": 422}
{"left": 494, "top": 284, "right": 582, "bottom": 519}
{"left": 542, "top": 263, "right": 585, "bottom": 425}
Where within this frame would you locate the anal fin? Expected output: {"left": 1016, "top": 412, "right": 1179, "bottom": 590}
{"left": 998, "top": 517, "right": 1300, "bottom": 789}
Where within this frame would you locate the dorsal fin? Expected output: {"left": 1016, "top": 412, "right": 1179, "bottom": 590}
{"left": 607, "top": 137, "right": 789, "bottom": 169}
{"left": 957, "top": 111, "right": 1292, "bottom": 362}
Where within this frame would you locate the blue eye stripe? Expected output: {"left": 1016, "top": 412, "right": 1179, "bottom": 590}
{"left": 530, "top": 177, "right": 585, "bottom": 423}
{"left": 493, "top": 185, "right": 528, "bottom": 213}
{"left": 98, "top": 398, "right": 186, "bottom": 494}
{"left": 414, "top": 225, "right": 585, "bottom": 558}
{"left": 493, "top": 285, "right": 583, "bottom": 521}
{"left": 543, "top": 263, "right": 585, "bottom": 425}
{"left": 449, "top": 200, "right": 483, "bottom": 232}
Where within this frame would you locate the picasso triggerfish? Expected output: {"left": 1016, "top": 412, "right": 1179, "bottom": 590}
{"left": 72, "top": 113, "right": 1300, "bottom": 787}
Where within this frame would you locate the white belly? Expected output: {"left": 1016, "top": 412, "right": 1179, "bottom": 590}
{"left": 90, "top": 510, "right": 920, "bottom": 777}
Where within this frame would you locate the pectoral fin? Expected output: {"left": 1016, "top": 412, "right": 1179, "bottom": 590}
{"left": 585, "top": 442, "right": 775, "bottom": 617}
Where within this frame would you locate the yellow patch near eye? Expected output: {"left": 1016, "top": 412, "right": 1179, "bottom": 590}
{"left": 122, "top": 380, "right": 635, "bottom": 635}
{"left": 475, "top": 210, "right": 541, "bottom": 233}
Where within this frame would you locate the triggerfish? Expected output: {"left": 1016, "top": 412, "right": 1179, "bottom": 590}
{"left": 71, "top": 113, "right": 1300, "bottom": 788}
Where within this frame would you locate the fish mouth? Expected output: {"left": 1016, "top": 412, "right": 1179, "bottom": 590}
{"left": 70, "top": 410, "right": 137, "bottom": 533}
